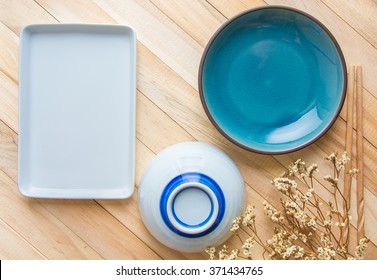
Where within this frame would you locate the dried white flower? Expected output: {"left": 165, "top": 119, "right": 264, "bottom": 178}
{"left": 355, "top": 238, "right": 369, "bottom": 259}
{"left": 230, "top": 223, "right": 239, "bottom": 233}
{"left": 272, "top": 177, "right": 297, "bottom": 194}
{"left": 242, "top": 205, "right": 256, "bottom": 226}
{"left": 307, "top": 218, "right": 317, "bottom": 228}
{"left": 205, "top": 247, "right": 216, "bottom": 260}
{"left": 324, "top": 175, "right": 339, "bottom": 185}
{"left": 307, "top": 164, "right": 319, "bottom": 178}
{"left": 242, "top": 237, "right": 255, "bottom": 249}
{"left": 243, "top": 249, "right": 252, "bottom": 258}
{"left": 349, "top": 168, "right": 359, "bottom": 176}
{"left": 208, "top": 152, "right": 369, "bottom": 260}
{"left": 335, "top": 222, "right": 346, "bottom": 228}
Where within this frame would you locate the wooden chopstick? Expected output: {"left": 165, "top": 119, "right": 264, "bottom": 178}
{"left": 356, "top": 65, "right": 365, "bottom": 241}
{"left": 343, "top": 66, "right": 355, "bottom": 243}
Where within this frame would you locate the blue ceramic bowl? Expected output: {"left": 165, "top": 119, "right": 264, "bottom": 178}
{"left": 199, "top": 6, "right": 346, "bottom": 154}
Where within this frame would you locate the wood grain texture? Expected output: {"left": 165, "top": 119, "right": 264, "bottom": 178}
{"left": 356, "top": 66, "right": 365, "bottom": 241}
{"left": 0, "top": 119, "right": 17, "bottom": 181}
{"left": 207, "top": 0, "right": 267, "bottom": 18}
{"left": 0, "top": 0, "right": 377, "bottom": 259}
{"left": 343, "top": 66, "right": 355, "bottom": 243}
{"left": 0, "top": 219, "right": 45, "bottom": 260}
{"left": 0, "top": 70, "right": 18, "bottom": 132}
{"left": 0, "top": 22, "right": 19, "bottom": 83}
{"left": 321, "top": 0, "right": 377, "bottom": 49}
{"left": 344, "top": 66, "right": 355, "bottom": 206}
{"left": 150, "top": 0, "right": 225, "bottom": 47}
{"left": 93, "top": 0, "right": 202, "bottom": 89}
{"left": 0, "top": 169, "right": 103, "bottom": 259}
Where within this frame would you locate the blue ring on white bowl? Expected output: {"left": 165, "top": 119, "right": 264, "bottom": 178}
{"left": 160, "top": 172, "right": 225, "bottom": 238}
{"left": 171, "top": 187, "right": 214, "bottom": 228}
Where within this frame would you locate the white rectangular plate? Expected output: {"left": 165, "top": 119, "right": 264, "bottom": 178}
{"left": 18, "top": 24, "right": 136, "bottom": 198}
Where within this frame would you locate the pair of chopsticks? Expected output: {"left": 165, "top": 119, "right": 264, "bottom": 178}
{"left": 343, "top": 65, "right": 364, "bottom": 242}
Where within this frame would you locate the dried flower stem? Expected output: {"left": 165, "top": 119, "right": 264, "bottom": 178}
{"left": 206, "top": 152, "right": 369, "bottom": 260}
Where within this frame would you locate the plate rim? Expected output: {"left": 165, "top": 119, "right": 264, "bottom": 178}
{"left": 198, "top": 5, "right": 347, "bottom": 155}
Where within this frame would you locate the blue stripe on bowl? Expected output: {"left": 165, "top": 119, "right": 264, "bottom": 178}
{"left": 160, "top": 172, "right": 225, "bottom": 238}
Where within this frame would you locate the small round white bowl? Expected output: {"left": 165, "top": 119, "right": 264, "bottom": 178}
{"left": 138, "top": 142, "right": 245, "bottom": 252}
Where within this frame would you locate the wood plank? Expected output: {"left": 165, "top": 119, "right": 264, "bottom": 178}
{"left": 339, "top": 87, "right": 377, "bottom": 149}
{"left": 0, "top": 86, "right": 169, "bottom": 259}
{"left": 94, "top": 0, "right": 201, "bottom": 89}
{"left": 207, "top": 0, "right": 267, "bottom": 18}
{"left": 0, "top": 106, "right": 196, "bottom": 259}
{"left": 0, "top": 71, "right": 18, "bottom": 132}
{"left": 134, "top": 92, "right": 277, "bottom": 259}
{"left": 98, "top": 143, "right": 203, "bottom": 260}
{"left": 0, "top": 1, "right": 205, "bottom": 259}
{"left": 0, "top": 119, "right": 17, "bottom": 181}
{"left": 36, "top": 0, "right": 116, "bottom": 23}
{"left": 140, "top": 37, "right": 374, "bottom": 254}
{"left": 288, "top": 118, "right": 377, "bottom": 247}
{"left": 131, "top": 3, "right": 377, "bottom": 250}
{"left": 106, "top": 92, "right": 207, "bottom": 259}
{"left": 0, "top": 20, "right": 277, "bottom": 260}
{"left": 0, "top": 169, "right": 104, "bottom": 259}
{"left": 318, "top": 113, "right": 377, "bottom": 199}
{"left": 0, "top": 126, "right": 161, "bottom": 259}
{"left": 1, "top": 0, "right": 376, "bottom": 259}
{"left": 150, "top": 0, "right": 225, "bottom": 47}
{"left": 36, "top": 0, "right": 204, "bottom": 86}
{"left": 0, "top": 0, "right": 56, "bottom": 34}
{"left": 207, "top": 1, "right": 377, "bottom": 247}
{"left": 31, "top": 0, "right": 261, "bottom": 259}
{"left": 275, "top": 126, "right": 377, "bottom": 244}
{"left": 321, "top": 0, "right": 377, "bottom": 49}
{"left": 0, "top": 3, "right": 203, "bottom": 258}
{"left": 0, "top": 2, "right": 170, "bottom": 258}
{"left": 250, "top": 0, "right": 377, "bottom": 194}
{"left": 36, "top": 198, "right": 161, "bottom": 260}
{"left": 0, "top": 80, "right": 261, "bottom": 259}
{"left": 135, "top": 0, "right": 377, "bottom": 198}
{"left": 136, "top": 89, "right": 194, "bottom": 152}
{"left": 136, "top": 39, "right": 377, "bottom": 246}
{"left": 109, "top": 0, "right": 377, "bottom": 202}
{"left": 5, "top": 1, "right": 377, "bottom": 153}
{"left": 136, "top": 19, "right": 377, "bottom": 248}
{"left": 0, "top": 219, "right": 45, "bottom": 260}
{"left": 315, "top": 121, "right": 377, "bottom": 243}
{"left": 0, "top": 22, "right": 18, "bottom": 83}
{"left": 0, "top": 39, "right": 201, "bottom": 260}
{"left": 135, "top": 96, "right": 288, "bottom": 258}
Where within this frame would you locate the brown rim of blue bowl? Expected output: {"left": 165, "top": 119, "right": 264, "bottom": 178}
{"left": 198, "top": 5, "right": 347, "bottom": 155}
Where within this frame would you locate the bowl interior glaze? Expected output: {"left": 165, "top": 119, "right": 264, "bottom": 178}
{"left": 199, "top": 6, "right": 346, "bottom": 154}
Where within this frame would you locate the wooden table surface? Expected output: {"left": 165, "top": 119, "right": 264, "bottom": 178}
{"left": 1, "top": 0, "right": 377, "bottom": 260}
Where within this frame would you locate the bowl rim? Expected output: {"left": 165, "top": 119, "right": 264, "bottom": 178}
{"left": 198, "top": 5, "right": 347, "bottom": 155}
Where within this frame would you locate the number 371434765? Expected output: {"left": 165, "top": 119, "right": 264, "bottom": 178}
{"left": 209, "top": 266, "right": 263, "bottom": 276}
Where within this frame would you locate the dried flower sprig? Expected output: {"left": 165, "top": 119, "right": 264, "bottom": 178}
{"left": 206, "top": 152, "right": 369, "bottom": 260}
